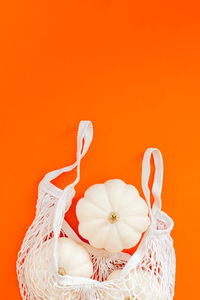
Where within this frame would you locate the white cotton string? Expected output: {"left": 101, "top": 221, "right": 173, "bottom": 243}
{"left": 72, "top": 120, "right": 93, "bottom": 187}
{"left": 49, "top": 121, "right": 93, "bottom": 277}
{"left": 38, "top": 121, "right": 93, "bottom": 200}
{"left": 122, "top": 149, "right": 165, "bottom": 276}
{"left": 62, "top": 220, "right": 84, "bottom": 244}
{"left": 142, "top": 148, "right": 164, "bottom": 216}
{"left": 40, "top": 121, "right": 93, "bottom": 187}
{"left": 52, "top": 120, "right": 93, "bottom": 231}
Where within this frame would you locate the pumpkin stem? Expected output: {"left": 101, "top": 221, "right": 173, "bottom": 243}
{"left": 108, "top": 212, "right": 120, "bottom": 224}
{"left": 58, "top": 267, "right": 66, "bottom": 276}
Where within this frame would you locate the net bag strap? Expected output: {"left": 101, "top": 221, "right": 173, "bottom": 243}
{"left": 38, "top": 121, "right": 93, "bottom": 246}
{"left": 122, "top": 148, "right": 164, "bottom": 276}
{"left": 40, "top": 121, "right": 93, "bottom": 279}
{"left": 142, "top": 148, "right": 163, "bottom": 217}
{"left": 40, "top": 120, "right": 93, "bottom": 191}
{"left": 52, "top": 120, "right": 93, "bottom": 232}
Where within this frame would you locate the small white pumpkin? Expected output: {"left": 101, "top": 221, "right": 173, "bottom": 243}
{"left": 106, "top": 269, "right": 164, "bottom": 300}
{"left": 27, "top": 237, "right": 93, "bottom": 299}
{"left": 56, "top": 237, "right": 93, "bottom": 278}
{"left": 76, "top": 179, "right": 150, "bottom": 253}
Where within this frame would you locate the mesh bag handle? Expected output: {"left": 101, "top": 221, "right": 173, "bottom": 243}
{"left": 52, "top": 120, "right": 93, "bottom": 232}
{"left": 142, "top": 148, "right": 163, "bottom": 217}
{"left": 40, "top": 121, "right": 94, "bottom": 283}
{"left": 122, "top": 148, "right": 164, "bottom": 276}
{"left": 40, "top": 121, "right": 93, "bottom": 189}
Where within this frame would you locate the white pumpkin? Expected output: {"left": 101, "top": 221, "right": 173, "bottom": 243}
{"left": 56, "top": 237, "right": 93, "bottom": 278}
{"left": 106, "top": 269, "right": 164, "bottom": 300}
{"left": 76, "top": 179, "right": 150, "bottom": 252}
{"left": 27, "top": 237, "right": 93, "bottom": 299}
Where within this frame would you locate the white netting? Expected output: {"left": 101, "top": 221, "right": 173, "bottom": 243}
{"left": 17, "top": 187, "right": 175, "bottom": 300}
{"left": 16, "top": 121, "right": 176, "bottom": 300}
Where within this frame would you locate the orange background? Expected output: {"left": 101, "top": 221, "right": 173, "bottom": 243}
{"left": 0, "top": 1, "right": 200, "bottom": 299}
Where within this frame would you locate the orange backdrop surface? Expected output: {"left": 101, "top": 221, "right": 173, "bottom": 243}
{"left": 0, "top": 1, "right": 200, "bottom": 299}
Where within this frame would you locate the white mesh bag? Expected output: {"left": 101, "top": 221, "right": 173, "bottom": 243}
{"left": 17, "top": 121, "right": 176, "bottom": 300}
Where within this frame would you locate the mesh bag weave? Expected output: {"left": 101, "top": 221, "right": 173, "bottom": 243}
{"left": 17, "top": 121, "right": 176, "bottom": 300}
